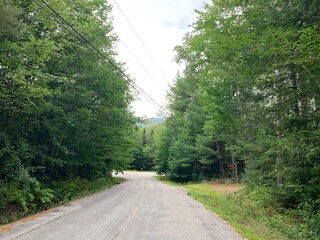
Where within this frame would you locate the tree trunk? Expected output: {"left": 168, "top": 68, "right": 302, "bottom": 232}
{"left": 231, "top": 153, "right": 238, "bottom": 181}
{"left": 289, "top": 63, "right": 299, "bottom": 117}
{"left": 276, "top": 119, "right": 283, "bottom": 185}
{"left": 216, "top": 142, "right": 225, "bottom": 176}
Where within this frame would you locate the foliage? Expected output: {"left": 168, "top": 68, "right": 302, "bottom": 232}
{"left": 158, "top": 0, "right": 320, "bottom": 235}
{"left": 0, "top": 174, "right": 54, "bottom": 215}
{"left": 130, "top": 122, "right": 164, "bottom": 171}
{"left": 0, "top": 0, "right": 134, "bottom": 221}
{"left": 0, "top": 176, "right": 122, "bottom": 224}
{"left": 48, "top": 177, "right": 123, "bottom": 203}
{"left": 163, "top": 179, "right": 318, "bottom": 240}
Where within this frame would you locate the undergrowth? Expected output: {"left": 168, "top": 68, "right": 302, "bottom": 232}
{"left": 158, "top": 177, "right": 319, "bottom": 240}
{"left": 0, "top": 177, "right": 123, "bottom": 225}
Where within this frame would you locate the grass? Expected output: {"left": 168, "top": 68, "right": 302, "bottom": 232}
{"left": 157, "top": 177, "right": 306, "bottom": 240}
{"left": 184, "top": 184, "right": 287, "bottom": 240}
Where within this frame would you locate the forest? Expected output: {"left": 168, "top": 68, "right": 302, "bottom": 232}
{"left": 0, "top": 0, "right": 134, "bottom": 222}
{"left": 0, "top": 0, "right": 319, "bottom": 238}
{"left": 154, "top": 0, "right": 320, "bottom": 237}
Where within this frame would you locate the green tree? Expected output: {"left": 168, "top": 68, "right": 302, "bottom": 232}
{"left": 0, "top": 0, "right": 135, "bottom": 215}
{"left": 131, "top": 123, "right": 162, "bottom": 171}
{"left": 164, "top": 1, "right": 319, "bottom": 236}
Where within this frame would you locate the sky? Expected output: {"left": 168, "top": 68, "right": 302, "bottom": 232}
{"left": 110, "top": 0, "right": 209, "bottom": 117}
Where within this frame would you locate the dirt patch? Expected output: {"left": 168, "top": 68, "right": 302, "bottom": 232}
{"left": 202, "top": 180, "right": 245, "bottom": 193}
{"left": 0, "top": 209, "right": 53, "bottom": 234}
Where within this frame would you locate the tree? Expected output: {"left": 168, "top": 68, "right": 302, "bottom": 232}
{"left": 163, "top": 1, "right": 320, "bottom": 235}
{"left": 0, "top": 0, "right": 135, "bottom": 215}
{"left": 131, "top": 123, "right": 162, "bottom": 171}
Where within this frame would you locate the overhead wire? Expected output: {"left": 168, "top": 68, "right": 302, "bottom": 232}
{"left": 33, "top": 0, "right": 174, "bottom": 119}
{"left": 118, "top": 39, "right": 166, "bottom": 91}
{"left": 111, "top": 0, "right": 169, "bottom": 81}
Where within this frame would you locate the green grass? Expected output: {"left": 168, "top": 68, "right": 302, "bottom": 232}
{"left": 185, "top": 184, "right": 288, "bottom": 240}
{"left": 158, "top": 178, "right": 309, "bottom": 240}
{"left": 154, "top": 176, "right": 180, "bottom": 186}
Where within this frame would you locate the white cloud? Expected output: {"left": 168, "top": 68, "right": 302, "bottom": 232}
{"left": 110, "top": 0, "right": 209, "bottom": 117}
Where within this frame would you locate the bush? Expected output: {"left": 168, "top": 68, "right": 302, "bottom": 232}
{"left": 0, "top": 176, "right": 123, "bottom": 225}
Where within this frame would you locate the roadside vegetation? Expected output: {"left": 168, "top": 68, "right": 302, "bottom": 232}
{"left": 1, "top": 0, "right": 319, "bottom": 238}
{"left": 159, "top": 177, "right": 316, "bottom": 240}
{"left": 0, "top": 177, "right": 123, "bottom": 227}
{"left": 186, "top": 184, "right": 313, "bottom": 240}
{"left": 153, "top": 1, "right": 319, "bottom": 239}
{"left": 0, "top": 0, "right": 134, "bottom": 224}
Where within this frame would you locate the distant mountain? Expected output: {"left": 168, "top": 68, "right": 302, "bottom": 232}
{"left": 136, "top": 116, "right": 165, "bottom": 126}
{"left": 148, "top": 117, "right": 165, "bottom": 124}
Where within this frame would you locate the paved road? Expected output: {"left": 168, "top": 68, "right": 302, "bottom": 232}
{"left": 0, "top": 172, "right": 242, "bottom": 240}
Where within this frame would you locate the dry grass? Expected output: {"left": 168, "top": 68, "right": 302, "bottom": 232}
{"left": 202, "top": 181, "right": 245, "bottom": 193}
{"left": 0, "top": 209, "right": 53, "bottom": 233}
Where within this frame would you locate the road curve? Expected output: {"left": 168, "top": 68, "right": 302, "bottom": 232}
{"left": 0, "top": 172, "right": 242, "bottom": 240}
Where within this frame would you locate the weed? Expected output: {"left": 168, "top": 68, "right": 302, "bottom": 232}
{"left": 160, "top": 179, "right": 316, "bottom": 240}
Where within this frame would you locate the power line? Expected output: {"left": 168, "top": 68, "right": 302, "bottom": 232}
{"left": 119, "top": 40, "right": 166, "bottom": 91}
{"left": 33, "top": 0, "right": 173, "bottom": 118}
{"left": 111, "top": 0, "right": 169, "bottom": 81}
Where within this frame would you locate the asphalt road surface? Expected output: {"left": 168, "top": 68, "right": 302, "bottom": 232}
{"left": 0, "top": 172, "right": 242, "bottom": 240}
